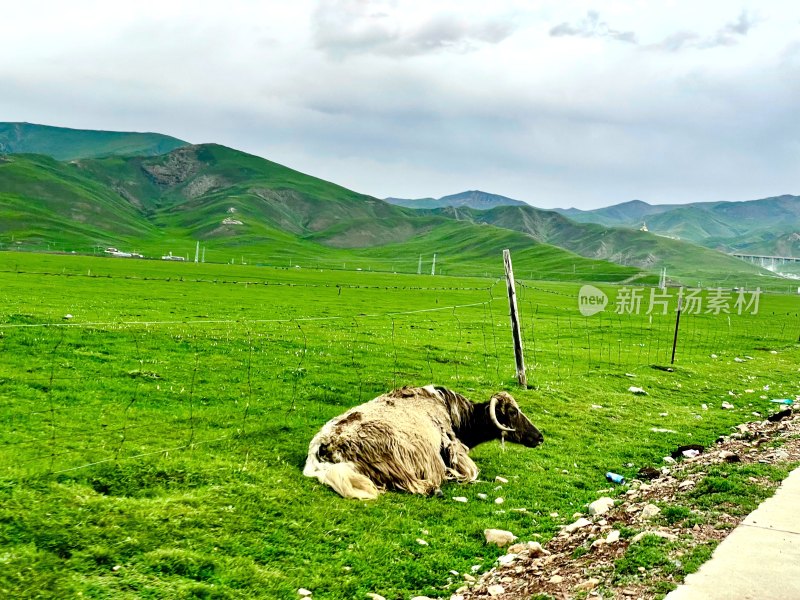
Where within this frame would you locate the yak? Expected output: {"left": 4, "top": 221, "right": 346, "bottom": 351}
{"left": 303, "top": 385, "right": 544, "bottom": 499}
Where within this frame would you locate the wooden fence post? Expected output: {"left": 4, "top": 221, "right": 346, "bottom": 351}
{"left": 503, "top": 249, "right": 527, "bottom": 387}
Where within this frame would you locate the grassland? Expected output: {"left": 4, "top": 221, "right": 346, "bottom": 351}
{"left": 0, "top": 252, "right": 798, "bottom": 599}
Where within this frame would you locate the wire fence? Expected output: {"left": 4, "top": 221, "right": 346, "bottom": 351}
{"left": 1, "top": 276, "right": 798, "bottom": 479}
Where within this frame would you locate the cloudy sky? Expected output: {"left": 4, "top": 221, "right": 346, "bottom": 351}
{"left": 3, "top": 1, "right": 799, "bottom": 208}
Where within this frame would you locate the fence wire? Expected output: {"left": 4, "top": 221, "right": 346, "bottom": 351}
{"left": 1, "top": 277, "right": 798, "bottom": 479}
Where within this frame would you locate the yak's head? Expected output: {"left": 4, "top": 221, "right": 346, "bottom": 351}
{"left": 489, "top": 392, "right": 544, "bottom": 448}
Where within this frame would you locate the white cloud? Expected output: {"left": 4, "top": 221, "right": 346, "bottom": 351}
{"left": 311, "top": 0, "right": 518, "bottom": 58}
{"left": 1, "top": 1, "right": 799, "bottom": 208}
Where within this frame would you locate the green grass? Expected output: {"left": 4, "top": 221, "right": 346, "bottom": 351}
{"left": 0, "top": 252, "right": 798, "bottom": 599}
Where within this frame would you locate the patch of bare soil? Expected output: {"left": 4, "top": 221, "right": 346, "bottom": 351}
{"left": 455, "top": 410, "right": 800, "bottom": 600}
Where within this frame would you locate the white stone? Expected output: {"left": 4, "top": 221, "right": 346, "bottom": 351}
{"left": 450, "top": 595, "right": 465, "bottom": 600}
{"left": 494, "top": 497, "right": 505, "bottom": 505}
{"left": 416, "top": 538, "right": 428, "bottom": 546}
{"left": 628, "top": 386, "right": 647, "bottom": 395}
{"left": 477, "top": 493, "right": 488, "bottom": 500}
{"left": 484, "top": 529, "right": 517, "bottom": 547}
{"left": 298, "top": 589, "right": 312, "bottom": 597}
{"left": 588, "top": 497, "right": 615, "bottom": 516}
{"left": 366, "top": 594, "right": 386, "bottom": 600}
{"left": 640, "top": 504, "right": 661, "bottom": 519}
{"left": 631, "top": 530, "right": 677, "bottom": 543}
{"left": 606, "top": 530, "right": 621, "bottom": 543}
{"left": 452, "top": 496, "right": 468, "bottom": 503}
{"left": 497, "top": 553, "right": 517, "bottom": 566}
{"left": 565, "top": 517, "right": 592, "bottom": 533}
{"left": 663, "top": 456, "right": 676, "bottom": 464}
{"left": 549, "top": 575, "right": 564, "bottom": 584}
{"left": 495, "top": 476, "right": 509, "bottom": 483}
{"left": 487, "top": 585, "right": 505, "bottom": 597}
{"left": 722, "top": 401, "right": 735, "bottom": 409}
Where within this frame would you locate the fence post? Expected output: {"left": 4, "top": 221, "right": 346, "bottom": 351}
{"left": 503, "top": 249, "right": 527, "bottom": 387}
{"left": 671, "top": 294, "right": 683, "bottom": 365}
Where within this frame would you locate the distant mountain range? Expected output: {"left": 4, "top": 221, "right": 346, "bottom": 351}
{"left": 0, "top": 122, "right": 786, "bottom": 285}
{"left": 385, "top": 190, "right": 527, "bottom": 210}
{"left": 555, "top": 197, "right": 800, "bottom": 257}
{"left": 393, "top": 189, "right": 800, "bottom": 259}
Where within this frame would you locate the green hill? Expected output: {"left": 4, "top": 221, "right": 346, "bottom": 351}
{"left": 0, "top": 144, "right": 642, "bottom": 282}
{"left": 557, "top": 195, "right": 800, "bottom": 257}
{"left": 0, "top": 122, "right": 188, "bottom": 160}
{"left": 430, "top": 205, "right": 774, "bottom": 284}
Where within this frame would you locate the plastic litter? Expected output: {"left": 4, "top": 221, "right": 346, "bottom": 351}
{"left": 605, "top": 472, "right": 625, "bottom": 484}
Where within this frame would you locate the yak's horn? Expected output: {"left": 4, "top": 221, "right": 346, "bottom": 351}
{"left": 489, "top": 396, "right": 515, "bottom": 432}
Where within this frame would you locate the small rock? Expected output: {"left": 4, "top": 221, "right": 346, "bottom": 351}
{"left": 629, "top": 386, "right": 647, "bottom": 395}
{"left": 549, "top": 575, "right": 564, "bottom": 584}
{"left": 416, "top": 538, "right": 428, "bottom": 546}
{"left": 722, "top": 401, "right": 734, "bottom": 409}
{"left": 591, "top": 538, "right": 606, "bottom": 548}
{"left": 452, "top": 497, "right": 468, "bottom": 503}
{"left": 111, "top": 565, "right": 122, "bottom": 572}
{"left": 711, "top": 354, "right": 718, "bottom": 358}
{"left": 575, "top": 578, "right": 600, "bottom": 591}
{"left": 734, "top": 357, "right": 745, "bottom": 363}
{"left": 63, "top": 314, "right": 74, "bottom": 320}
{"left": 606, "top": 530, "right": 621, "bottom": 543}
{"left": 631, "top": 530, "right": 677, "bottom": 543}
{"left": 484, "top": 529, "right": 517, "bottom": 547}
{"left": 450, "top": 595, "right": 465, "bottom": 600}
{"left": 298, "top": 589, "right": 312, "bottom": 598}
{"left": 477, "top": 493, "right": 488, "bottom": 500}
{"left": 463, "top": 573, "right": 476, "bottom": 582}
{"left": 495, "top": 476, "right": 509, "bottom": 484}
{"left": 495, "top": 497, "right": 505, "bottom": 505}
{"left": 588, "top": 497, "right": 615, "bottom": 516}
{"left": 487, "top": 585, "right": 505, "bottom": 597}
{"left": 702, "top": 403, "right": 708, "bottom": 410}
{"left": 549, "top": 512, "right": 559, "bottom": 518}
{"left": 679, "top": 480, "right": 696, "bottom": 490}
{"left": 526, "top": 541, "right": 548, "bottom": 556}
{"left": 663, "top": 456, "right": 676, "bottom": 464}
{"left": 565, "top": 517, "right": 592, "bottom": 533}
{"left": 497, "top": 553, "right": 517, "bottom": 566}
{"left": 641, "top": 504, "right": 661, "bottom": 519}
{"left": 366, "top": 594, "right": 386, "bottom": 600}
{"left": 637, "top": 466, "right": 660, "bottom": 480}
{"left": 718, "top": 452, "right": 736, "bottom": 463}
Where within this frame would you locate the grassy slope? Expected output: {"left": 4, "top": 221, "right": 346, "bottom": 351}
{"left": 0, "top": 122, "right": 188, "bottom": 160}
{"left": 0, "top": 154, "right": 158, "bottom": 246}
{"left": 1, "top": 145, "right": 642, "bottom": 282}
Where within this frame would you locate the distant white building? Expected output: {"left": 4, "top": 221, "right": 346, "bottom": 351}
{"left": 161, "top": 252, "right": 185, "bottom": 261}
{"left": 640, "top": 222, "right": 649, "bottom": 232}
